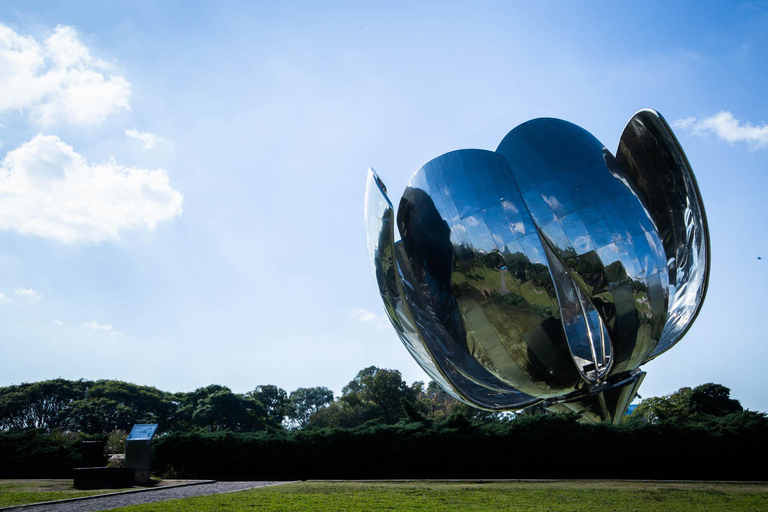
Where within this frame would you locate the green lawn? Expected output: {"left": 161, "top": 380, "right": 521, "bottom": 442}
{"left": 0, "top": 479, "right": 132, "bottom": 507}
{"left": 109, "top": 480, "right": 768, "bottom": 512}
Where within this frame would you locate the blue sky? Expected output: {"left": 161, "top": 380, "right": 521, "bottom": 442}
{"left": 0, "top": 1, "right": 766, "bottom": 412}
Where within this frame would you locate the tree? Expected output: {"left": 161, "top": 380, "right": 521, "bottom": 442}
{"left": 414, "top": 380, "right": 506, "bottom": 424}
{"left": 687, "top": 383, "right": 743, "bottom": 417}
{"left": 629, "top": 387, "right": 692, "bottom": 423}
{"left": 307, "top": 368, "right": 419, "bottom": 429}
{"left": 191, "top": 391, "right": 266, "bottom": 432}
{"left": 248, "top": 385, "right": 288, "bottom": 427}
{"left": 629, "top": 383, "right": 744, "bottom": 424}
{"left": 85, "top": 380, "right": 175, "bottom": 429}
{"left": 306, "top": 399, "right": 373, "bottom": 429}
{"left": 60, "top": 398, "right": 136, "bottom": 433}
{"left": 0, "top": 379, "right": 90, "bottom": 431}
{"left": 286, "top": 387, "right": 334, "bottom": 429}
{"left": 174, "top": 385, "right": 267, "bottom": 432}
{"left": 340, "top": 366, "right": 416, "bottom": 424}
{"left": 413, "top": 380, "right": 454, "bottom": 421}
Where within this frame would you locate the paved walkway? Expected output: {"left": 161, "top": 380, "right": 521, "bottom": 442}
{"left": 3, "top": 481, "right": 290, "bottom": 512}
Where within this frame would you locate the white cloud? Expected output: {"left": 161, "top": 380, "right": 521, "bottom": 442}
{"left": 13, "top": 287, "right": 42, "bottom": 301}
{"left": 671, "top": 117, "right": 696, "bottom": 130}
{"left": 125, "top": 129, "right": 162, "bottom": 149}
{"left": 0, "top": 23, "right": 130, "bottom": 125}
{"left": 82, "top": 321, "right": 123, "bottom": 336}
{"left": 53, "top": 320, "right": 64, "bottom": 326}
{"left": 350, "top": 308, "right": 378, "bottom": 323}
{"left": 349, "top": 308, "right": 389, "bottom": 329}
{"left": 0, "top": 134, "right": 183, "bottom": 243}
{"left": 674, "top": 111, "right": 768, "bottom": 150}
{"left": 0, "top": 293, "right": 9, "bottom": 303}
{"left": 82, "top": 321, "right": 112, "bottom": 331}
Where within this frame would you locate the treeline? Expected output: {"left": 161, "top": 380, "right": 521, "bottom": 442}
{"left": 1, "top": 367, "right": 766, "bottom": 480}
{"left": 0, "top": 366, "right": 509, "bottom": 434}
{"left": 0, "top": 378, "right": 328, "bottom": 433}
{"left": 152, "top": 382, "right": 767, "bottom": 480}
{"left": 0, "top": 367, "right": 761, "bottom": 433}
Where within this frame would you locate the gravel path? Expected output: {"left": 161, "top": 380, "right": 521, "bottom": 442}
{"left": 3, "top": 481, "right": 290, "bottom": 512}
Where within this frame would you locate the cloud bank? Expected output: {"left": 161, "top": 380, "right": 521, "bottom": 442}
{"left": 674, "top": 111, "right": 768, "bottom": 150}
{"left": 0, "top": 24, "right": 131, "bottom": 125}
{"left": 0, "top": 134, "right": 183, "bottom": 243}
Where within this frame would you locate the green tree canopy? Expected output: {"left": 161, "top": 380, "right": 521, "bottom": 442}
{"left": 629, "top": 383, "right": 744, "bottom": 424}
{"left": 286, "top": 387, "right": 334, "bottom": 429}
{"left": 248, "top": 385, "right": 289, "bottom": 427}
{"left": 629, "top": 387, "right": 693, "bottom": 423}
{"left": 340, "top": 366, "right": 417, "bottom": 424}
{"left": 60, "top": 397, "right": 136, "bottom": 433}
{"left": 175, "top": 385, "right": 267, "bottom": 432}
{"left": 687, "top": 383, "right": 743, "bottom": 417}
{"left": 0, "top": 379, "right": 90, "bottom": 431}
{"left": 413, "top": 380, "right": 507, "bottom": 424}
{"left": 85, "top": 380, "right": 175, "bottom": 428}
{"left": 309, "top": 366, "right": 420, "bottom": 429}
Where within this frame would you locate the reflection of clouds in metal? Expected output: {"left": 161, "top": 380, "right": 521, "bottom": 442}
{"left": 365, "top": 109, "right": 710, "bottom": 424}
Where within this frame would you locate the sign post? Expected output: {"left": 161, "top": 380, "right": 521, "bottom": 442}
{"left": 125, "top": 424, "right": 159, "bottom": 484}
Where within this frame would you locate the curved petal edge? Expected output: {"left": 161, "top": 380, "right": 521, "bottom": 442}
{"left": 615, "top": 110, "right": 711, "bottom": 361}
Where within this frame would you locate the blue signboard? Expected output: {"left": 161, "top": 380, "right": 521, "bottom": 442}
{"left": 127, "top": 424, "right": 158, "bottom": 441}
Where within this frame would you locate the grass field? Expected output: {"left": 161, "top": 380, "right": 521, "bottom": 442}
{"left": 0, "top": 479, "right": 132, "bottom": 507}
{"left": 108, "top": 480, "right": 768, "bottom": 512}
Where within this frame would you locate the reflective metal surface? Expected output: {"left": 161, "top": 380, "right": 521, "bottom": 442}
{"left": 365, "top": 109, "right": 709, "bottom": 423}
{"left": 614, "top": 110, "right": 710, "bottom": 362}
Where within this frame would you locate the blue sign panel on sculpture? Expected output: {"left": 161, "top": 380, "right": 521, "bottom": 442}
{"left": 364, "top": 109, "right": 709, "bottom": 424}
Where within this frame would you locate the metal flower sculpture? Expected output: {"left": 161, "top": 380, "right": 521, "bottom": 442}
{"left": 365, "top": 109, "right": 709, "bottom": 423}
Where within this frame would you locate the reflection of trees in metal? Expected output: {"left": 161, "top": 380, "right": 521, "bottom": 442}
{"left": 365, "top": 109, "right": 710, "bottom": 424}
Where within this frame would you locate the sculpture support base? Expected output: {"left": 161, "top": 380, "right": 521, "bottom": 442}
{"left": 545, "top": 371, "right": 646, "bottom": 424}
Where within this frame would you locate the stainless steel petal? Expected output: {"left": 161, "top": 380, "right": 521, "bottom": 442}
{"left": 538, "top": 230, "right": 613, "bottom": 383}
{"left": 397, "top": 150, "right": 583, "bottom": 400}
{"left": 365, "top": 169, "right": 442, "bottom": 385}
{"left": 496, "top": 119, "right": 669, "bottom": 376}
{"left": 365, "top": 168, "right": 538, "bottom": 410}
{"left": 615, "top": 109, "right": 710, "bottom": 362}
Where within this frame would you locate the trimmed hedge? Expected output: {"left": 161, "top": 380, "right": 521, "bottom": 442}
{"left": 3, "top": 412, "right": 765, "bottom": 480}
{"left": 0, "top": 430, "right": 88, "bottom": 478}
{"left": 152, "top": 414, "right": 767, "bottom": 481}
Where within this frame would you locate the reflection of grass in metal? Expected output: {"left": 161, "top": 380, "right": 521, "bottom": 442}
{"left": 453, "top": 263, "right": 564, "bottom": 388}
{"left": 457, "top": 295, "right": 557, "bottom": 397}
{"left": 455, "top": 287, "right": 555, "bottom": 335}
{"left": 108, "top": 481, "right": 768, "bottom": 512}
{"left": 452, "top": 269, "right": 555, "bottom": 315}
{"left": 0, "top": 480, "right": 132, "bottom": 507}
